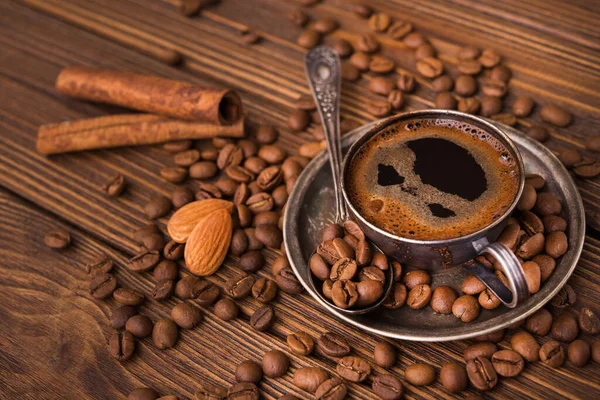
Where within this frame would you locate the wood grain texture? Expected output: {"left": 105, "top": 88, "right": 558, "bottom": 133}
{"left": 0, "top": 0, "right": 599, "bottom": 398}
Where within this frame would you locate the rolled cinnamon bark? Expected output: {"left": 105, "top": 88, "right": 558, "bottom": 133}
{"left": 55, "top": 66, "right": 243, "bottom": 125}
{"left": 37, "top": 114, "right": 245, "bottom": 155}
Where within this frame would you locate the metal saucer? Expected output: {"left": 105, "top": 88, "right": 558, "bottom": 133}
{"left": 283, "top": 118, "right": 585, "bottom": 342}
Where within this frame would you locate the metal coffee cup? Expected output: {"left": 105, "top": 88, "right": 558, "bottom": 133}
{"left": 340, "top": 110, "right": 529, "bottom": 308}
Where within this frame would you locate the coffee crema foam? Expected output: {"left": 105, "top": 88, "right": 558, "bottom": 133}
{"left": 346, "top": 118, "right": 520, "bottom": 240}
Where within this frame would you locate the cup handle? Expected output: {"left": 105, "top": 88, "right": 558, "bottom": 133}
{"left": 465, "top": 242, "right": 529, "bottom": 308}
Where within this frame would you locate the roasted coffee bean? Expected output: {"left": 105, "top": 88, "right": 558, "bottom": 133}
{"left": 257, "top": 166, "right": 283, "bottom": 191}
{"left": 349, "top": 52, "right": 371, "bottom": 71}
{"left": 416, "top": 57, "right": 443, "bottom": 78}
{"left": 174, "top": 275, "right": 200, "bottom": 299}
{"left": 383, "top": 283, "right": 407, "bottom": 309}
{"left": 568, "top": 339, "right": 590, "bottom": 367}
{"left": 318, "top": 238, "right": 354, "bottom": 264}
{"left": 313, "top": 18, "right": 338, "bottom": 34}
{"left": 315, "top": 377, "right": 347, "bottom": 400}
{"left": 585, "top": 136, "right": 600, "bottom": 153}
{"left": 258, "top": 145, "right": 286, "bottom": 164}
{"left": 525, "top": 308, "right": 553, "bottom": 335}
{"left": 212, "top": 138, "right": 233, "bottom": 149}
{"left": 372, "top": 374, "right": 403, "bottom": 400}
{"left": 435, "top": 92, "right": 457, "bottom": 109}
{"left": 463, "top": 342, "right": 497, "bottom": 361}
{"left": 310, "top": 253, "right": 330, "bottom": 280}
{"left": 405, "top": 364, "right": 435, "bottom": 386}
{"left": 480, "top": 96, "right": 503, "bottom": 117}
{"left": 356, "top": 280, "right": 384, "bottom": 307}
{"left": 353, "top": 4, "right": 373, "bottom": 18}
{"left": 114, "top": 288, "right": 145, "bottom": 306}
{"left": 128, "top": 387, "right": 159, "bottom": 400}
{"left": 214, "top": 298, "right": 239, "bottom": 321}
{"left": 370, "top": 55, "right": 395, "bottom": 73}
{"left": 396, "top": 72, "right": 416, "bottom": 92}
{"left": 545, "top": 231, "right": 568, "bottom": 258}
{"left": 403, "top": 270, "right": 431, "bottom": 290}
{"left": 573, "top": 159, "right": 600, "bottom": 178}
{"left": 453, "top": 295, "right": 480, "bottom": 322}
{"left": 253, "top": 125, "right": 278, "bottom": 144}
{"left": 252, "top": 278, "right": 278, "bottom": 303}
{"left": 237, "top": 139, "right": 258, "bottom": 158}
{"left": 356, "top": 33, "right": 379, "bottom": 53}
{"left": 255, "top": 224, "right": 282, "bottom": 248}
{"left": 374, "top": 341, "right": 396, "bottom": 368}
{"left": 317, "top": 332, "right": 351, "bottom": 357}
{"left": 200, "top": 147, "right": 219, "bottom": 160}
{"left": 189, "top": 162, "right": 218, "bottom": 180}
{"left": 516, "top": 232, "right": 545, "bottom": 259}
{"left": 540, "top": 339, "right": 565, "bottom": 368}
{"left": 579, "top": 307, "right": 600, "bottom": 334}
{"left": 458, "top": 97, "right": 481, "bottom": 114}
{"left": 415, "top": 43, "right": 436, "bottom": 60}
{"left": 491, "top": 64, "right": 512, "bottom": 81}
{"left": 237, "top": 205, "right": 253, "bottom": 228}
{"left": 246, "top": 192, "right": 273, "bottom": 214}
{"left": 152, "top": 318, "right": 178, "bottom": 350}
{"left": 476, "top": 329, "right": 506, "bottom": 343}
{"left": 271, "top": 185, "right": 288, "bottom": 207}
{"left": 144, "top": 196, "right": 172, "bottom": 219}
{"left": 482, "top": 79, "right": 508, "bottom": 97}
{"left": 368, "top": 76, "right": 395, "bottom": 95}
{"left": 440, "top": 363, "right": 468, "bottom": 393}
{"left": 163, "top": 240, "right": 184, "bottom": 261}
{"left": 109, "top": 330, "right": 135, "bottom": 361}
{"left": 287, "top": 331, "right": 314, "bottom": 356}
{"left": 174, "top": 148, "right": 201, "bottom": 167}
{"left": 225, "top": 165, "right": 255, "bottom": 183}
{"left": 455, "top": 75, "right": 477, "bottom": 96}
{"left": 525, "top": 125, "right": 550, "bottom": 142}
{"left": 525, "top": 174, "right": 546, "bottom": 190}
{"left": 368, "top": 12, "right": 391, "bottom": 32}
{"left": 103, "top": 174, "right": 127, "bottom": 197}
{"left": 522, "top": 261, "right": 541, "bottom": 294}
{"left": 457, "top": 59, "right": 482, "bottom": 75}
{"left": 152, "top": 279, "right": 175, "bottom": 301}
{"left": 406, "top": 284, "right": 431, "bottom": 309}
{"left": 512, "top": 95, "right": 535, "bottom": 117}
{"left": 171, "top": 187, "right": 194, "bottom": 209}
{"left": 458, "top": 45, "right": 480, "bottom": 60}
{"left": 552, "top": 312, "right": 579, "bottom": 342}
{"left": 261, "top": 349, "right": 289, "bottom": 378}
{"left": 432, "top": 75, "right": 454, "bottom": 92}
{"left": 238, "top": 250, "right": 265, "bottom": 273}
{"left": 367, "top": 101, "right": 392, "bottom": 117}
{"left": 44, "top": 229, "right": 71, "bottom": 249}
{"left": 331, "top": 38, "right": 353, "bottom": 58}
{"left": 479, "top": 49, "right": 501, "bottom": 67}
{"left": 141, "top": 233, "right": 165, "bottom": 252}
{"left": 520, "top": 211, "right": 543, "bottom": 236}
{"left": 111, "top": 305, "right": 137, "bottom": 329}
{"left": 164, "top": 140, "right": 192, "bottom": 153}
{"left": 431, "top": 286, "right": 458, "bottom": 314}
{"left": 543, "top": 215, "right": 567, "bottom": 233}
{"left": 371, "top": 252, "right": 389, "bottom": 270}
{"left": 171, "top": 302, "right": 202, "bottom": 329}
{"left": 387, "top": 90, "right": 404, "bottom": 110}
{"left": 287, "top": 109, "right": 310, "bottom": 132}
{"left": 533, "top": 254, "right": 556, "bottom": 281}
{"left": 250, "top": 305, "right": 275, "bottom": 331}
{"left": 235, "top": 360, "right": 262, "bottom": 383}
{"left": 330, "top": 258, "right": 357, "bottom": 281}
{"left": 134, "top": 224, "right": 160, "bottom": 242}
{"left": 336, "top": 356, "right": 371, "bottom": 382}
{"left": 126, "top": 314, "right": 153, "bottom": 338}
{"left": 160, "top": 167, "right": 187, "bottom": 183}
{"left": 275, "top": 267, "right": 303, "bottom": 294}
{"left": 90, "top": 273, "right": 118, "bottom": 300}
{"left": 403, "top": 32, "right": 426, "bottom": 48}
{"left": 287, "top": 7, "right": 308, "bottom": 26}
{"left": 466, "top": 357, "right": 497, "bottom": 391}
{"left": 331, "top": 280, "right": 358, "bottom": 309}
{"left": 540, "top": 104, "right": 572, "bottom": 127}
{"left": 557, "top": 148, "right": 582, "bottom": 168}
{"left": 491, "top": 350, "right": 524, "bottom": 377}
{"left": 293, "top": 367, "right": 329, "bottom": 393}
{"left": 85, "top": 255, "right": 114, "bottom": 276}
{"left": 229, "top": 229, "right": 249, "bottom": 257}
{"left": 391, "top": 261, "right": 402, "bottom": 282}
{"left": 322, "top": 223, "right": 344, "bottom": 242}
{"left": 511, "top": 331, "right": 540, "bottom": 362}
{"left": 297, "top": 29, "right": 321, "bottom": 49}
{"left": 359, "top": 266, "right": 386, "bottom": 284}
{"left": 227, "top": 382, "right": 259, "bottom": 400}
{"left": 225, "top": 273, "right": 255, "bottom": 299}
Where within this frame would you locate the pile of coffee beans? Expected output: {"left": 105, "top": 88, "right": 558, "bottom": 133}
{"left": 311, "top": 220, "right": 391, "bottom": 309}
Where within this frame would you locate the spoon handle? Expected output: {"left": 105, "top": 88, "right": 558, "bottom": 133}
{"left": 304, "top": 46, "right": 347, "bottom": 222}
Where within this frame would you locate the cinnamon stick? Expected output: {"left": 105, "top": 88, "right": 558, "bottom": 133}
{"left": 37, "top": 114, "right": 245, "bottom": 155}
{"left": 55, "top": 66, "right": 243, "bottom": 125}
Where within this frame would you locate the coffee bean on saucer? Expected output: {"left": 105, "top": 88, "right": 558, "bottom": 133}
{"left": 435, "top": 92, "right": 457, "bottom": 110}
{"left": 214, "top": 298, "right": 239, "bottom": 321}
{"left": 540, "top": 104, "right": 572, "bottom": 127}
{"left": 315, "top": 377, "right": 347, "bottom": 400}
{"left": 262, "top": 349, "right": 289, "bottom": 378}
{"left": 440, "top": 363, "right": 468, "bottom": 393}
{"left": 297, "top": 30, "right": 321, "bottom": 49}
{"left": 128, "top": 387, "right": 159, "bottom": 400}
{"left": 539, "top": 339, "right": 565, "bottom": 368}
{"left": 403, "top": 270, "right": 431, "bottom": 289}
{"left": 372, "top": 374, "right": 403, "bottom": 400}
{"left": 287, "top": 331, "right": 314, "bottom": 356}
{"left": 461, "top": 274, "right": 486, "bottom": 295}
{"left": 332, "top": 280, "right": 358, "bottom": 309}
{"left": 543, "top": 215, "right": 567, "bottom": 233}
{"left": 317, "top": 332, "right": 351, "bottom": 357}
{"left": 357, "top": 280, "right": 384, "bottom": 307}
{"left": 551, "top": 312, "right": 579, "bottom": 342}
{"left": 407, "top": 284, "right": 431, "bottom": 309}
{"left": 383, "top": 283, "right": 407, "bottom": 309}
{"left": 374, "top": 341, "right": 396, "bottom": 368}
{"left": 404, "top": 363, "right": 436, "bottom": 386}
{"left": 227, "top": 382, "right": 259, "bottom": 400}
{"left": 171, "top": 302, "right": 203, "bottom": 329}
{"left": 466, "top": 357, "right": 497, "bottom": 391}
{"left": 111, "top": 305, "right": 137, "bottom": 329}
{"left": 545, "top": 231, "right": 568, "bottom": 258}
{"left": 44, "top": 229, "right": 71, "bottom": 249}
{"left": 109, "top": 330, "right": 135, "bottom": 361}
{"left": 126, "top": 314, "right": 153, "bottom": 338}
{"left": 463, "top": 342, "right": 497, "bottom": 361}
{"left": 359, "top": 266, "right": 385, "bottom": 284}
{"left": 235, "top": 360, "right": 263, "bottom": 383}
{"left": 337, "top": 356, "right": 371, "bottom": 382}
{"left": 310, "top": 254, "right": 330, "bottom": 280}
{"left": 293, "top": 367, "right": 329, "bottom": 393}
{"left": 453, "top": 295, "right": 480, "bottom": 322}
{"left": 90, "top": 273, "right": 118, "bottom": 300}
{"left": 568, "top": 339, "right": 590, "bottom": 367}
{"left": 250, "top": 305, "right": 275, "bottom": 331}
{"left": 431, "top": 286, "right": 458, "bottom": 314}
{"left": 491, "top": 350, "right": 524, "bottom": 377}
{"left": 114, "top": 288, "right": 145, "bottom": 306}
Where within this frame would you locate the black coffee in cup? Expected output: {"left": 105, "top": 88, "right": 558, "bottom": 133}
{"left": 345, "top": 118, "right": 520, "bottom": 240}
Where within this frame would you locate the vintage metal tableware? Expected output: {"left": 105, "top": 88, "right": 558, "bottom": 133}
{"left": 304, "top": 46, "right": 393, "bottom": 314}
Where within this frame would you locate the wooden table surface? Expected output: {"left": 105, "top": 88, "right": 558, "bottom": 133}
{"left": 1, "top": 0, "right": 599, "bottom": 399}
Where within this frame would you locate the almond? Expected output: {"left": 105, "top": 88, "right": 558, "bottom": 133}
{"left": 184, "top": 209, "right": 232, "bottom": 276}
{"left": 167, "top": 199, "right": 233, "bottom": 243}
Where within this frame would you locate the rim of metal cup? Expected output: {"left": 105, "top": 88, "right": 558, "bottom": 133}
{"left": 307, "top": 247, "right": 395, "bottom": 315}
{"left": 340, "top": 109, "right": 526, "bottom": 246}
